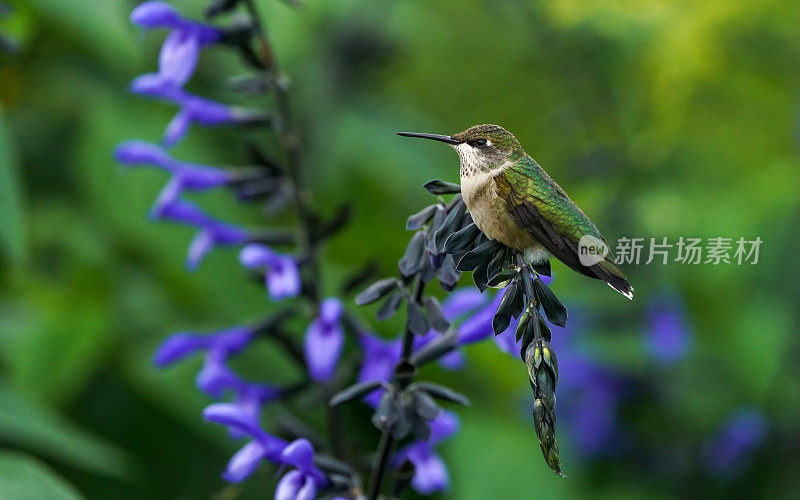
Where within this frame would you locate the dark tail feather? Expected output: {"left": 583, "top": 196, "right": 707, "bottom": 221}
{"left": 599, "top": 269, "right": 634, "bottom": 299}
{"left": 565, "top": 260, "right": 634, "bottom": 300}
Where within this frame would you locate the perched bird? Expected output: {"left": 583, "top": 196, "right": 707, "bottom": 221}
{"left": 398, "top": 124, "right": 633, "bottom": 299}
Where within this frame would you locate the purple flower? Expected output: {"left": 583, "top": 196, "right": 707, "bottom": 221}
{"left": 395, "top": 411, "right": 459, "bottom": 495}
{"left": 275, "top": 470, "right": 316, "bottom": 500}
{"left": 274, "top": 439, "right": 327, "bottom": 499}
{"left": 196, "top": 351, "right": 243, "bottom": 398}
{"left": 155, "top": 327, "right": 281, "bottom": 438}
{"left": 152, "top": 197, "right": 250, "bottom": 269}
{"left": 130, "top": 1, "right": 221, "bottom": 88}
{"left": 456, "top": 291, "right": 523, "bottom": 349}
{"left": 205, "top": 408, "right": 328, "bottom": 487}
{"left": 153, "top": 326, "right": 258, "bottom": 395}
{"left": 357, "top": 332, "right": 402, "bottom": 407}
{"left": 154, "top": 326, "right": 253, "bottom": 367}
{"left": 131, "top": 76, "right": 246, "bottom": 146}
{"left": 440, "top": 288, "right": 486, "bottom": 319}
{"left": 407, "top": 289, "right": 495, "bottom": 371}
{"left": 114, "top": 140, "right": 231, "bottom": 189}
{"left": 203, "top": 403, "right": 289, "bottom": 482}
{"left": 354, "top": 291, "right": 497, "bottom": 400}
{"left": 240, "top": 244, "right": 302, "bottom": 300}
{"left": 303, "top": 298, "right": 345, "bottom": 382}
{"left": 646, "top": 291, "right": 692, "bottom": 364}
{"left": 702, "top": 407, "right": 768, "bottom": 478}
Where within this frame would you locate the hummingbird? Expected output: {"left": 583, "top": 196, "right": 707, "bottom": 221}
{"left": 398, "top": 124, "right": 633, "bottom": 299}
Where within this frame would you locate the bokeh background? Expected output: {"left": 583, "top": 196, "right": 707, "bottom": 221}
{"left": 1, "top": 0, "right": 798, "bottom": 498}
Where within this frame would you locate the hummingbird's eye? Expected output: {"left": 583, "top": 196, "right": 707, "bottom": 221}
{"left": 471, "top": 139, "right": 488, "bottom": 148}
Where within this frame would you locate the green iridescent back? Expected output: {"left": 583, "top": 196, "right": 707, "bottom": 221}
{"left": 503, "top": 156, "right": 605, "bottom": 245}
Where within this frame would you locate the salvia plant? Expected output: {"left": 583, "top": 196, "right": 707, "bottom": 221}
{"left": 113, "top": 1, "right": 714, "bottom": 498}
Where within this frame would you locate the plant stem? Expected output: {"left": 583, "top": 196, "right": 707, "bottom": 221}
{"left": 517, "top": 253, "right": 541, "bottom": 339}
{"left": 402, "top": 279, "right": 426, "bottom": 361}
{"left": 368, "top": 277, "right": 426, "bottom": 499}
{"left": 243, "top": 0, "right": 340, "bottom": 459}
{"left": 243, "top": 0, "right": 320, "bottom": 304}
{"left": 368, "top": 429, "right": 395, "bottom": 500}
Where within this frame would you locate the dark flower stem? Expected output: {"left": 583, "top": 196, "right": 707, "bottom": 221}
{"left": 243, "top": 0, "right": 320, "bottom": 305}
{"left": 402, "top": 280, "right": 426, "bottom": 361}
{"left": 368, "top": 277, "right": 426, "bottom": 499}
{"left": 516, "top": 253, "right": 541, "bottom": 338}
{"left": 242, "top": 0, "right": 342, "bottom": 457}
{"left": 368, "top": 429, "right": 394, "bottom": 500}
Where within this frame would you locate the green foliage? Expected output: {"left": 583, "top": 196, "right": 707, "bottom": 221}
{"left": 0, "top": 115, "right": 25, "bottom": 264}
{"left": 0, "top": 383, "right": 134, "bottom": 478}
{"left": 0, "top": 451, "right": 83, "bottom": 500}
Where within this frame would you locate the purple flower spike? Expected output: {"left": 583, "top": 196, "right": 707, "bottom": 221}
{"left": 240, "top": 244, "right": 302, "bottom": 300}
{"left": 304, "top": 298, "right": 345, "bottom": 382}
{"left": 646, "top": 292, "right": 691, "bottom": 364}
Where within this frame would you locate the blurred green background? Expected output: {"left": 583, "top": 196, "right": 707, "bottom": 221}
{"left": 1, "top": 0, "right": 798, "bottom": 498}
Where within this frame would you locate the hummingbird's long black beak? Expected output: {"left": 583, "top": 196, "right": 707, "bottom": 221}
{"left": 397, "top": 132, "right": 461, "bottom": 145}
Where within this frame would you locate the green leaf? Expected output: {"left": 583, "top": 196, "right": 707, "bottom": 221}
{"left": 0, "top": 114, "right": 25, "bottom": 265}
{"left": 0, "top": 451, "right": 84, "bottom": 500}
{"left": 0, "top": 383, "right": 135, "bottom": 479}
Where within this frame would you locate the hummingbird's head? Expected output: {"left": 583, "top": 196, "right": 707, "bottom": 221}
{"left": 398, "top": 124, "right": 523, "bottom": 174}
